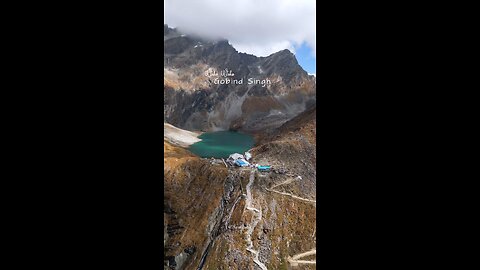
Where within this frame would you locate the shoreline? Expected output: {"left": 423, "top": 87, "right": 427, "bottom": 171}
{"left": 164, "top": 122, "right": 202, "bottom": 147}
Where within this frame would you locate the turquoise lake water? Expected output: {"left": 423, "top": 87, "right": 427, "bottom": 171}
{"left": 188, "top": 131, "right": 254, "bottom": 158}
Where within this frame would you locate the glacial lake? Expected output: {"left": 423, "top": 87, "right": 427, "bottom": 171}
{"left": 188, "top": 131, "right": 254, "bottom": 158}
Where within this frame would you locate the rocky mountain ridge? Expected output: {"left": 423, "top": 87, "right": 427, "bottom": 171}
{"left": 164, "top": 25, "right": 316, "bottom": 132}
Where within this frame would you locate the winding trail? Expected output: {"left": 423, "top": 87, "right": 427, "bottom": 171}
{"left": 269, "top": 176, "right": 297, "bottom": 189}
{"left": 266, "top": 176, "right": 316, "bottom": 205}
{"left": 244, "top": 169, "right": 268, "bottom": 270}
{"left": 266, "top": 188, "right": 316, "bottom": 204}
{"left": 242, "top": 169, "right": 316, "bottom": 269}
{"left": 287, "top": 249, "right": 316, "bottom": 266}
{"left": 267, "top": 175, "right": 316, "bottom": 267}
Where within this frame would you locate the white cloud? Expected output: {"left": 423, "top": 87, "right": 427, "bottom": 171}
{"left": 232, "top": 40, "right": 295, "bottom": 57}
{"left": 165, "top": 0, "right": 315, "bottom": 58}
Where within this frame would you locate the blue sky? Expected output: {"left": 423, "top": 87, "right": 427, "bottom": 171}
{"left": 294, "top": 43, "right": 316, "bottom": 75}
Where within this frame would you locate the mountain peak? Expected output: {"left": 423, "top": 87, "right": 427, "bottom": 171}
{"left": 268, "top": 49, "right": 297, "bottom": 62}
{"left": 278, "top": 48, "right": 294, "bottom": 55}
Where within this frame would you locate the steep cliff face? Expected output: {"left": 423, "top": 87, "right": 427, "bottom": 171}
{"left": 164, "top": 141, "right": 229, "bottom": 269}
{"left": 164, "top": 25, "right": 316, "bottom": 132}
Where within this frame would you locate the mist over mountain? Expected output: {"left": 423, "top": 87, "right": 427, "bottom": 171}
{"left": 164, "top": 0, "right": 316, "bottom": 58}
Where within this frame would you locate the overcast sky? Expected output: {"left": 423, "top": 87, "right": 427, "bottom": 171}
{"left": 164, "top": 0, "right": 316, "bottom": 73}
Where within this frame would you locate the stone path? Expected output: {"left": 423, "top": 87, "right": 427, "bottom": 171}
{"left": 244, "top": 169, "right": 268, "bottom": 270}
{"left": 287, "top": 249, "right": 316, "bottom": 266}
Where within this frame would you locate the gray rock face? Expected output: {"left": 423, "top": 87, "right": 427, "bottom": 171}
{"left": 164, "top": 25, "right": 316, "bottom": 132}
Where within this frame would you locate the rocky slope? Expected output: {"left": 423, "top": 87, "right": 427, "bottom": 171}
{"left": 164, "top": 123, "right": 202, "bottom": 147}
{"left": 164, "top": 25, "right": 316, "bottom": 269}
{"left": 164, "top": 140, "right": 229, "bottom": 269}
{"left": 164, "top": 108, "right": 317, "bottom": 269}
{"left": 164, "top": 25, "right": 316, "bottom": 132}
